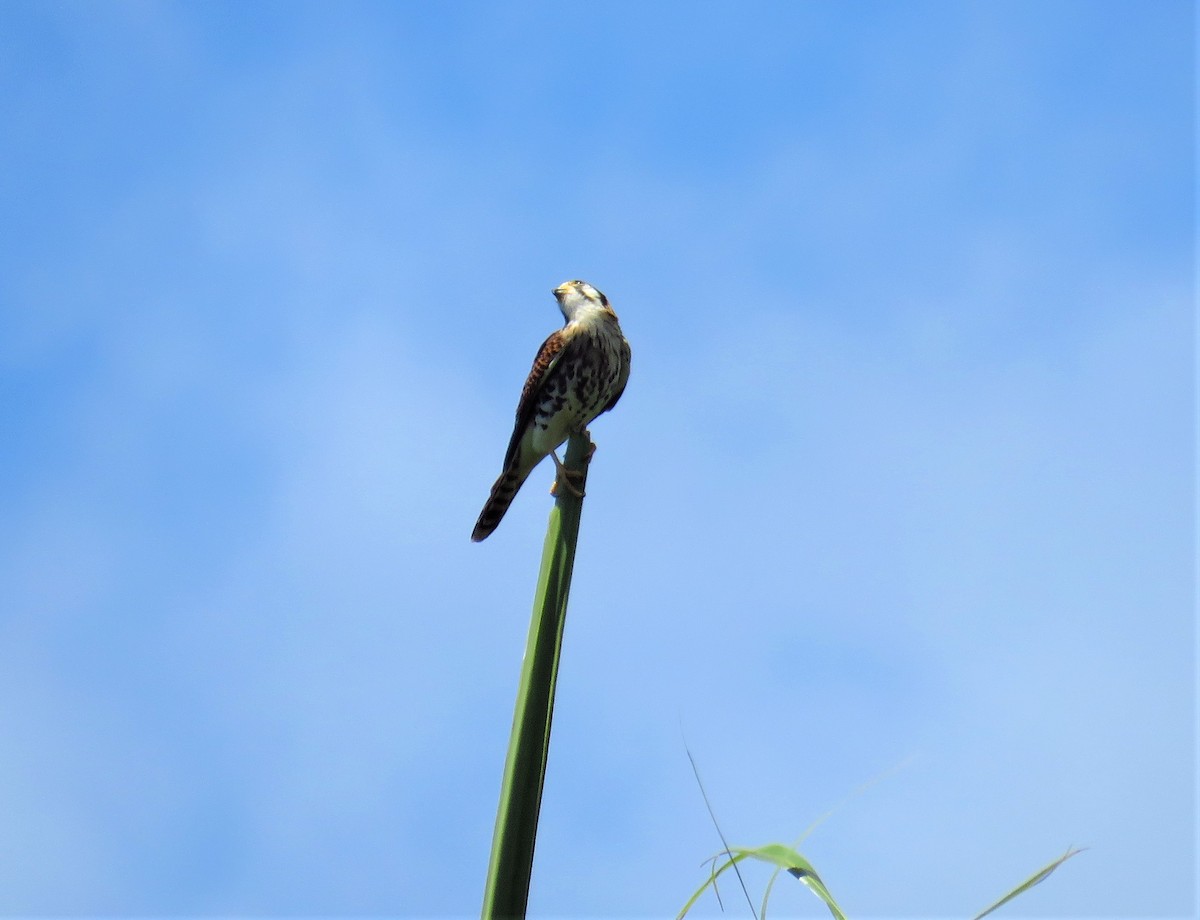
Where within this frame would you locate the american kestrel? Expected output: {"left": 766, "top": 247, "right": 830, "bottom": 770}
{"left": 472, "top": 280, "right": 632, "bottom": 542}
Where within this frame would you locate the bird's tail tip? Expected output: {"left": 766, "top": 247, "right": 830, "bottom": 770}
{"left": 471, "top": 467, "right": 526, "bottom": 543}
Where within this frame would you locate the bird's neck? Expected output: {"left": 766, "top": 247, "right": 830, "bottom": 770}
{"left": 563, "top": 303, "right": 614, "bottom": 327}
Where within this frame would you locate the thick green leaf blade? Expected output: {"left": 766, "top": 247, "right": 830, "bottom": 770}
{"left": 481, "top": 434, "right": 591, "bottom": 919}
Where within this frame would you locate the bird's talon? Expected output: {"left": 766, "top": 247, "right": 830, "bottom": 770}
{"left": 552, "top": 475, "right": 585, "bottom": 498}
{"left": 550, "top": 451, "right": 586, "bottom": 498}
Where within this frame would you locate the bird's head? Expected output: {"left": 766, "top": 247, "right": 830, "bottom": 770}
{"left": 552, "top": 279, "right": 612, "bottom": 322}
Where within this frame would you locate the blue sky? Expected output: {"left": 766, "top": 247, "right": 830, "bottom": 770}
{"left": 0, "top": 1, "right": 1193, "bottom": 917}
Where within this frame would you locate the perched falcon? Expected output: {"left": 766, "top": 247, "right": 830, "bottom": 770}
{"left": 472, "top": 280, "right": 632, "bottom": 542}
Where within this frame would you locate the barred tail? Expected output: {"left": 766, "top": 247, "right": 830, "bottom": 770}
{"left": 471, "top": 466, "right": 531, "bottom": 542}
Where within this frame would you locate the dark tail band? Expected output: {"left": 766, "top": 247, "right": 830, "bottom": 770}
{"left": 471, "top": 467, "right": 529, "bottom": 542}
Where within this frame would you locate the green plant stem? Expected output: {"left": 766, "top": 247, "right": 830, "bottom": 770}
{"left": 481, "top": 432, "right": 592, "bottom": 920}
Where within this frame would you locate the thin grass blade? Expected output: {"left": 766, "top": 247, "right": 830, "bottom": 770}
{"left": 679, "top": 845, "right": 846, "bottom": 920}
{"left": 972, "top": 846, "right": 1086, "bottom": 920}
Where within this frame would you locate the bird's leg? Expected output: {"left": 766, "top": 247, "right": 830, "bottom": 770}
{"left": 582, "top": 431, "right": 597, "bottom": 462}
{"left": 548, "top": 450, "right": 586, "bottom": 498}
